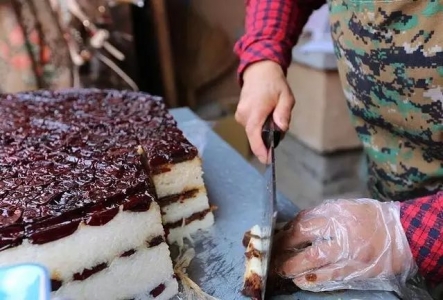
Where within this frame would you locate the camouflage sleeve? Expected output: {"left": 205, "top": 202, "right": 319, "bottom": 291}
{"left": 234, "top": 0, "right": 326, "bottom": 83}
{"left": 400, "top": 192, "right": 443, "bottom": 283}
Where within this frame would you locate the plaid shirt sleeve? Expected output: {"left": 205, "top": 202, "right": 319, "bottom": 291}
{"left": 400, "top": 192, "right": 443, "bottom": 284}
{"left": 234, "top": 0, "right": 326, "bottom": 83}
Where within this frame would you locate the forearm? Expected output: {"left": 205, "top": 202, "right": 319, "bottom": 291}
{"left": 234, "top": 0, "right": 325, "bottom": 83}
{"left": 400, "top": 192, "right": 443, "bottom": 283}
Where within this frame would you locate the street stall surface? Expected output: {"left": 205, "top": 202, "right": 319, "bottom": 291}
{"left": 171, "top": 108, "right": 399, "bottom": 300}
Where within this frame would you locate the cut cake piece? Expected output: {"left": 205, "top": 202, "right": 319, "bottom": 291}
{"left": 132, "top": 97, "right": 215, "bottom": 244}
{"left": 242, "top": 225, "right": 265, "bottom": 300}
{"left": 241, "top": 225, "right": 301, "bottom": 299}
{"left": 0, "top": 89, "right": 216, "bottom": 299}
{"left": 141, "top": 143, "right": 215, "bottom": 244}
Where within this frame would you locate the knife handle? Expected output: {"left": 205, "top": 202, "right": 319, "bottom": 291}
{"left": 261, "top": 114, "right": 284, "bottom": 150}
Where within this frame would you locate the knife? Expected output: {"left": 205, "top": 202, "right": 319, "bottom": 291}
{"left": 259, "top": 115, "right": 282, "bottom": 299}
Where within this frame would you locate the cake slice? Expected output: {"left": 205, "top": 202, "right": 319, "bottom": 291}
{"left": 241, "top": 225, "right": 301, "bottom": 299}
{"left": 142, "top": 145, "right": 215, "bottom": 244}
{"left": 242, "top": 225, "right": 265, "bottom": 300}
{"left": 126, "top": 95, "right": 215, "bottom": 245}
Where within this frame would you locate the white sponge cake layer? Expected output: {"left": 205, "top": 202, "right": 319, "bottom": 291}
{"left": 53, "top": 244, "right": 178, "bottom": 300}
{"left": 167, "top": 212, "right": 215, "bottom": 244}
{"left": 246, "top": 256, "right": 263, "bottom": 277}
{"left": 0, "top": 203, "right": 164, "bottom": 282}
{"left": 242, "top": 225, "right": 266, "bottom": 298}
{"left": 160, "top": 188, "right": 210, "bottom": 224}
{"left": 153, "top": 156, "right": 215, "bottom": 244}
{"left": 153, "top": 158, "right": 204, "bottom": 198}
{"left": 245, "top": 236, "right": 264, "bottom": 277}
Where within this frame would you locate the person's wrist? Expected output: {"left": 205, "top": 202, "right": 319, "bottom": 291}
{"left": 384, "top": 201, "right": 417, "bottom": 276}
{"left": 243, "top": 60, "right": 284, "bottom": 82}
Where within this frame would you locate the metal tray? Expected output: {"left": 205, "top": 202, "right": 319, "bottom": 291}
{"left": 172, "top": 108, "right": 398, "bottom": 300}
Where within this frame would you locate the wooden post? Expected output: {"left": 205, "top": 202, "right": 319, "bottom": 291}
{"left": 150, "top": 0, "right": 178, "bottom": 108}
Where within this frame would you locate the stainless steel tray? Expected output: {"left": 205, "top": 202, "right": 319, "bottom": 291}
{"left": 172, "top": 108, "right": 398, "bottom": 300}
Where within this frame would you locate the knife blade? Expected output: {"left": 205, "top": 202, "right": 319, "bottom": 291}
{"left": 259, "top": 115, "right": 282, "bottom": 299}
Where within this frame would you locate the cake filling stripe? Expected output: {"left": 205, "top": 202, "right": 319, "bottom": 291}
{"left": 73, "top": 262, "right": 107, "bottom": 281}
{"left": 242, "top": 230, "right": 261, "bottom": 248}
{"left": 245, "top": 248, "right": 262, "bottom": 259}
{"left": 157, "top": 189, "right": 200, "bottom": 207}
{"left": 50, "top": 235, "right": 166, "bottom": 291}
{"left": 121, "top": 277, "right": 177, "bottom": 300}
{"left": 147, "top": 235, "right": 165, "bottom": 247}
{"left": 51, "top": 279, "right": 63, "bottom": 292}
{"left": 163, "top": 206, "right": 214, "bottom": 230}
{"left": 150, "top": 155, "right": 199, "bottom": 175}
{"left": 150, "top": 283, "right": 166, "bottom": 297}
{"left": 2, "top": 192, "right": 154, "bottom": 249}
{"left": 120, "top": 249, "right": 136, "bottom": 257}
{"left": 242, "top": 273, "right": 262, "bottom": 299}
{"left": 137, "top": 145, "right": 199, "bottom": 176}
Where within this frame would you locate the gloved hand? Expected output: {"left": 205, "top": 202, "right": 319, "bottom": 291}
{"left": 273, "top": 198, "right": 419, "bottom": 297}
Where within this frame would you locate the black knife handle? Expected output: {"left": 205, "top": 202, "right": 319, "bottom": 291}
{"left": 261, "top": 114, "right": 284, "bottom": 150}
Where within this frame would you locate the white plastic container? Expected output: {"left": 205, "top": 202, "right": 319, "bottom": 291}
{"left": 0, "top": 264, "right": 50, "bottom": 300}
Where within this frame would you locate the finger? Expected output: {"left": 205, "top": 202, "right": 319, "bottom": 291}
{"left": 275, "top": 225, "right": 316, "bottom": 251}
{"left": 275, "top": 211, "right": 311, "bottom": 250}
{"left": 245, "top": 112, "right": 270, "bottom": 164}
{"left": 278, "top": 240, "right": 343, "bottom": 277}
{"left": 276, "top": 213, "right": 329, "bottom": 250}
{"left": 273, "top": 88, "right": 295, "bottom": 131}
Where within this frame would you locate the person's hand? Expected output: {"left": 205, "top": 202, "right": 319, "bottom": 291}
{"left": 273, "top": 199, "right": 417, "bottom": 295}
{"left": 235, "top": 60, "right": 295, "bottom": 164}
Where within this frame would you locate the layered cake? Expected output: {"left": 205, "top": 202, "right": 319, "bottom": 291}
{"left": 0, "top": 89, "right": 214, "bottom": 299}
{"left": 242, "top": 225, "right": 301, "bottom": 299}
{"left": 242, "top": 225, "right": 265, "bottom": 299}
{"left": 138, "top": 126, "right": 214, "bottom": 245}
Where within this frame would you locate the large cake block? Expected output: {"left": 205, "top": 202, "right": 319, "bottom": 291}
{"left": 0, "top": 89, "right": 214, "bottom": 299}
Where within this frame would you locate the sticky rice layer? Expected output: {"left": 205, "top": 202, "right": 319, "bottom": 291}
{"left": 153, "top": 157, "right": 214, "bottom": 244}
{"left": 160, "top": 188, "right": 210, "bottom": 224}
{"left": 244, "top": 235, "right": 264, "bottom": 277}
{"left": 0, "top": 203, "right": 164, "bottom": 282}
{"left": 166, "top": 212, "right": 214, "bottom": 244}
{"left": 153, "top": 157, "right": 204, "bottom": 198}
{"left": 53, "top": 244, "right": 178, "bottom": 300}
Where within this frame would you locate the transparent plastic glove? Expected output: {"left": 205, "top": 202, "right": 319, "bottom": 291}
{"left": 274, "top": 198, "right": 421, "bottom": 298}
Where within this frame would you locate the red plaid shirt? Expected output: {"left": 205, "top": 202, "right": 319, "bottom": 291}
{"left": 234, "top": 0, "right": 443, "bottom": 283}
